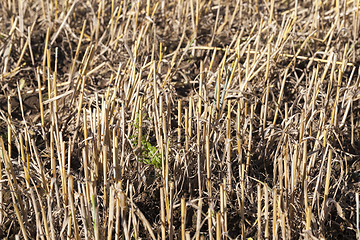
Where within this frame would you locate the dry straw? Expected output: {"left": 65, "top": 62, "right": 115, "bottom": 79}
{"left": 0, "top": 0, "right": 359, "bottom": 239}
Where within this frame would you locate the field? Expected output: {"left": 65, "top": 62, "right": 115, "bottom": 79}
{"left": 0, "top": 0, "right": 360, "bottom": 239}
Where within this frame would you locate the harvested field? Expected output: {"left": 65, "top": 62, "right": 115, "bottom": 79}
{"left": 1, "top": 0, "right": 360, "bottom": 239}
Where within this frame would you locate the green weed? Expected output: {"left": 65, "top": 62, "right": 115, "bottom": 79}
{"left": 131, "top": 114, "right": 162, "bottom": 170}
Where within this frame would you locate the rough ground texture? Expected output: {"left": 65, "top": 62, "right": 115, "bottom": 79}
{"left": 0, "top": 0, "right": 360, "bottom": 239}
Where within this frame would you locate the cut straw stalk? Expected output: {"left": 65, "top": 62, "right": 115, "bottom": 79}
{"left": 258, "top": 183, "right": 262, "bottom": 239}
{"left": 160, "top": 187, "right": 166, "bottom": 240}
{"left": 181, "top": 197, "right": 186, "bottom": 240}
{"left": 68, "top": 176, "right": 80, "bottom": 240}
{"left": 265, "top": 184, "right": 269, "bottom": 240}
{"left": 273, "top": 189, "right": 277, "bottom": 239}
{"left": 130, "top": 185, "right": 139, "bottom": 240}
{"left": 7, "top": 96, "right": 11, "bottom": 160}
{"left": 246, "top": 104, "right": 254, "bottom": 173}
{"left": 178, "top": 99, "right": 182, "bottom": 142}
{"left": 0, "top": 137, "right": 27, "bottom": 239}
{"left": 169, "top": 182, "right": 175, "bottom": 240}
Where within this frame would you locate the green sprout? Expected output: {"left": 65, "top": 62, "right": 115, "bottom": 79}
{"left": 130, "top": 114, "right": 162, "bottom": 169}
